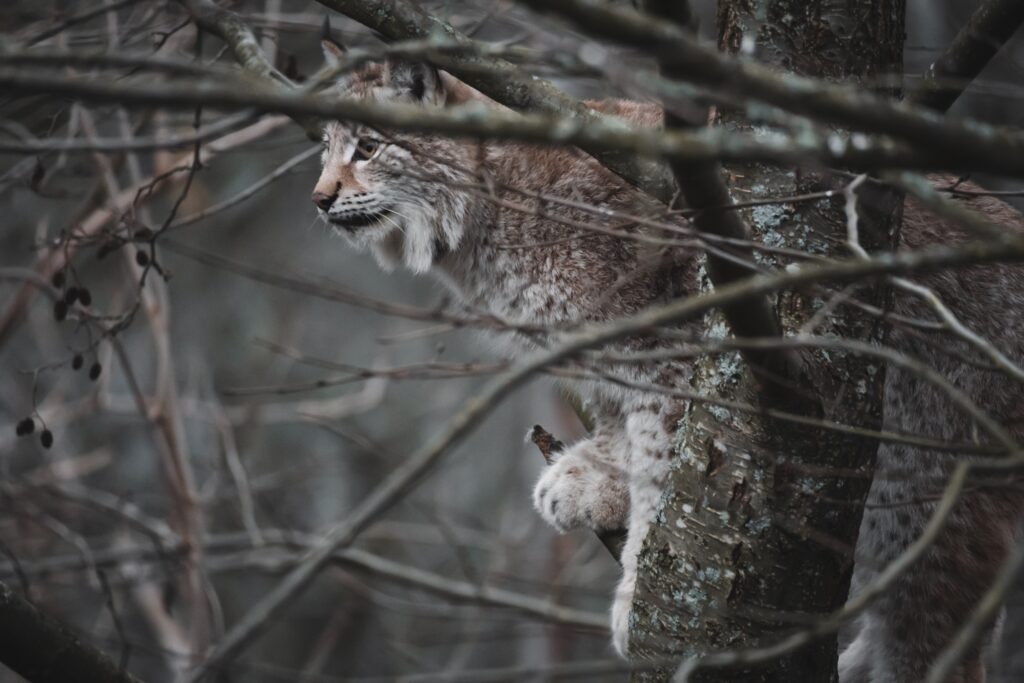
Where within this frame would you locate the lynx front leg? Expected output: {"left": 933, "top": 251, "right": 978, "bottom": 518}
{"left": 532, "top": 416, "right": 631, "bottom": 533}
{"left": 610, "top": 403, "right": 678, "bottom": 656}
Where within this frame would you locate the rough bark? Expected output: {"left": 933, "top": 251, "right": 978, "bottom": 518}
{"left": 630, "top": 2, "right": 906, "bottom": 680}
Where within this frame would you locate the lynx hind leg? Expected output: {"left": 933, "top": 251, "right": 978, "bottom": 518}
{"left": 853, "top": 474, "right": 1019, "bottom": 683}
{"left": 610, "top": 402, "right": 679, "bottom": 656}
{"left": 532, "top": 418, "right": 630, "bottom": 533}
{"left": 838, "top": 620, "right": 875, "bottom": 683}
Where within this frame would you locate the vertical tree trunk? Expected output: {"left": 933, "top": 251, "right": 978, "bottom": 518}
{"left": 630, "top": 2, "right": 906, "bottom": 681}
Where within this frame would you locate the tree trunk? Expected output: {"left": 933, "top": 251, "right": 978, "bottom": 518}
{"left": 629, "top": 2, "right": 906, "bottom": 681}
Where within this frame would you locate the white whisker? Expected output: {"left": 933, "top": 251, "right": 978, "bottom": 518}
{"left": 381, "top": 207, "right": 412, "bottom": 234}
{"left": 380, "top": 214, "right": 404, "bottom": 233}
{"left": 385, "top": 206, "right": 413, "bottom": 222}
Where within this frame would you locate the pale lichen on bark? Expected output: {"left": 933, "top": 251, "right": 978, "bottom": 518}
{"left": 630, "top": 1, "right": 906, "bottom": 680}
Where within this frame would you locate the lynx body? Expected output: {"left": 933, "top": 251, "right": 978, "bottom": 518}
{"left": 312, "top": 53, "right": 1024, "bottom": 682}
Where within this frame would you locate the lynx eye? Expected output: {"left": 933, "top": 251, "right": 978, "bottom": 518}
{"left": 352, "top": 137, "right": 381, "bottom": 162}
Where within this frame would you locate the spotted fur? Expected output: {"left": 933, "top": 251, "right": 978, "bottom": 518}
{"left": 312, "top": 55, "right": 1024, "bottom": 680}
{"left": 840, "top": 188, "right": 1024, "bottom": 683}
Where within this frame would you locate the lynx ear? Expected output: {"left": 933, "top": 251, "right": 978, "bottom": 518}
{"left": 384, "top": 60, "right": 445, "bottom": 105}
{"left": 321, "top": 16, "right": 346, "bottom": 69}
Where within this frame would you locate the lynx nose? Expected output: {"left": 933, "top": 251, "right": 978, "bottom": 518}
{"left": 312, "top": 191, "right": 336, "bottom": 211}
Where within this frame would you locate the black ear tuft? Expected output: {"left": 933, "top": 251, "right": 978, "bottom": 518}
{"left": 321, "top": 15, "right": 346, "bottom": 57}
{"left": 321, "top": 16, "right": 346, "bottom": 70}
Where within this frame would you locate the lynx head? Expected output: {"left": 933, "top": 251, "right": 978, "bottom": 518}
{"left": 312, "top": 40, "right": 474, "bottom": 273}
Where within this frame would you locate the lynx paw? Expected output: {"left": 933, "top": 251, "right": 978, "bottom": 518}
{"left": 532, "top": 448, "right": 629, "bottom": 533}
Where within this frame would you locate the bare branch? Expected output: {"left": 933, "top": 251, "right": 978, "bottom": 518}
{"left": 185, "top": 234, "right": 1024, "bottom": 680}
{"left": 643, "top": 0, "right": 807, "bottom": 409}
{"left": 316, "top": 0, "right": 676, "bottom": 202}
{"left": 669, "top": 464, "right": 972, "bottom": 680}
{"left": 0, "top": 579, "right": 144, "bottom": 683}
{"left": 908, "top": 0, "right": 1024, "bottom": 112}
{"left": 7, "top": 68, "right": 1024, "bottom": 176}
{"left": 518, "top": 0, "right": 1024, "bottom": 179}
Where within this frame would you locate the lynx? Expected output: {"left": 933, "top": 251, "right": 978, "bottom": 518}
{"left": 311, "top": 45, "right": 1024, "bottom": 682}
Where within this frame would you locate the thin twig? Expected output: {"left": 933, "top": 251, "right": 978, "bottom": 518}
{"left": 186, "top": 237, "right": 1024, "bottom": 679}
